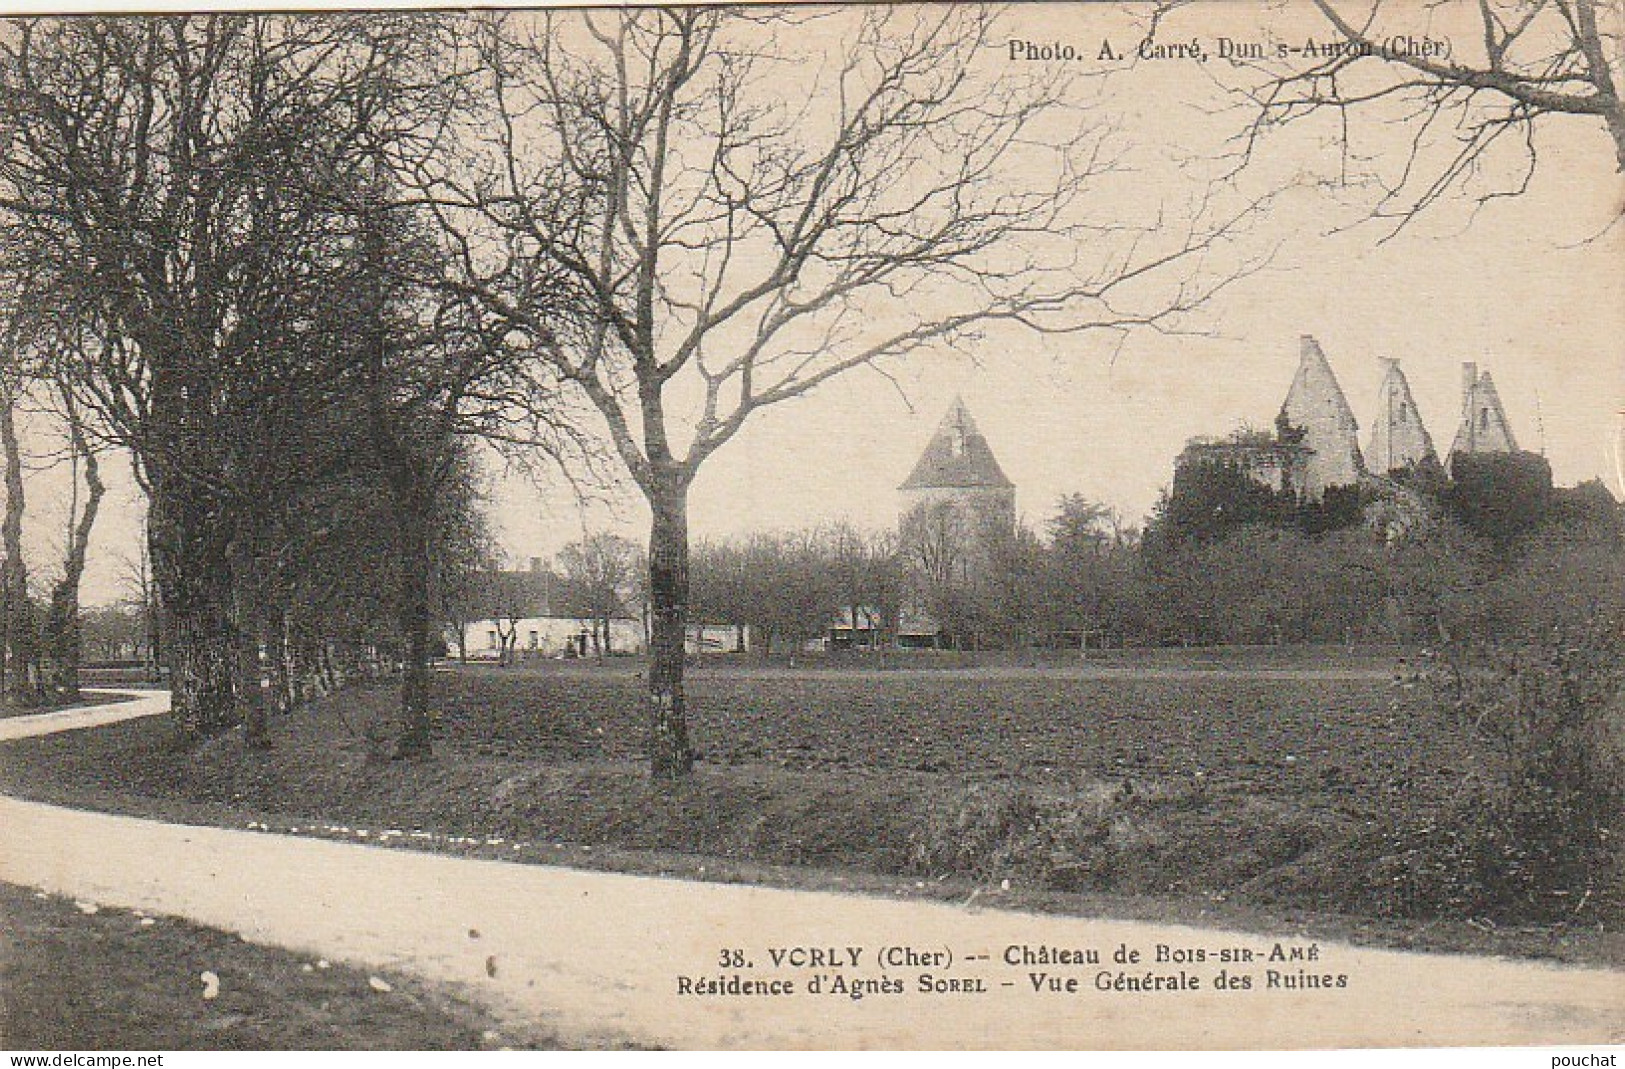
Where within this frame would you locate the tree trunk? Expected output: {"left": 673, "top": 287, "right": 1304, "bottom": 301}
{"left": 0, "top": 392, "right": 41, "bottom": 707}
{"left": 263, "top": 606, "right": 290, "bottom": 717}
{"left": 319, "top": 643, "right": 337, "bottom": 694}
{"left": 646, "top": 477, "right": 694, "bottom": 780}
{"left": 287, "top": 637, "right": 309, "bottom": 705}
{"left": 40, "top": 396, "right": 104, "bottom": 704}
{"left": 144, "top": 585, "right": 164, "bottom": 684}
{"left": 393, "top": 499, "right": 435, "bottom": 760}
{"left": 229, "top": 536, "right": 270, "bottom": 749}
{"left": 334, "top": 644, "right": 355, "bottom": 686}
{"left": 39, "top": 587, "right": 80, "bottom": 703}
{"left": 150, "top": 483, "right": 236, "bottom": 742}
{"left": 1, "top": 578, "right": 8, "bottom": 698}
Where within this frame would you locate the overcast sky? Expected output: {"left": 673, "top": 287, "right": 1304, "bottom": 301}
{"left": 491, "top": 3, "right": 1625, "bottom": 559}
{"left": 15, "top": 3, "right": 1621, "bottom": 604}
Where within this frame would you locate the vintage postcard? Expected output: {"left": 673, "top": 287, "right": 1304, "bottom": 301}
{"left": 0, "top": 0, "right": 1621, "bottom": 1054}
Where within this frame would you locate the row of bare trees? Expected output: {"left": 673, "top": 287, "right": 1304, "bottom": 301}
{"left": 692, "top": 524, "right": 904, "bottom": 656}
{"left": 0, "top": 16, "right": 526, "bottom": 752}
{"left": 694, "top": 470, "right": 1622, "bottom": 656}
{"left": 686, "top": 503, "right": 1141, "bottom": 656}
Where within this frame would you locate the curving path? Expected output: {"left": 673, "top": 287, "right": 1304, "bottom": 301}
{"left": 0, "top": 691, "right": 1620, "bottom": 1050}
{"left": 0, "top": 688, "right": 172, "bottom": 742}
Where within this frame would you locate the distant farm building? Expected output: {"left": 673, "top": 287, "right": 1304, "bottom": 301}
{"left": 447, "top": 615, "right": 754, "bottom": 660}
{"left": 686, "top": 623, "right": 750, "bottom": 655}
{"left": 827, "top": 606, "right": 882, "bottom": 650}
{"left": 448, "top": 616, "right": 645, "bottom": 660}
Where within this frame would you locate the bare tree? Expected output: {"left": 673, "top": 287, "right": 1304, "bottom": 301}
{"left": 115, "top": 519, "right": 161, "bottom": 681}
{"left": 688, "top": 529, "right": 841, "bottom": 658}
{"left": 0, "top": 333, "right": 109, "bottom": 706}
{"left": 0, "top": 371, "right": 37, "bottom": 704}
{"left": 902, "top": 501, "right": 976, "bottom": 651}
{"left": 1237, "top": 0, "right": 1624, "bottom": 229}
{"left": 556, "top": 532, "right": 643, "bottom": 658}
{"left": 350, "top": 176, "right": 570, "bottom": 756}
{"left": 39, "top": 390, "right": 105, "bottom": 701}
{"left": 420, "top": 7, "right": 1259, "bottom": 778}
{"left": 1, "top": 17, "right": 346, "bottom": 736}
{"left": 436, "top": 498, "right": 500, "bottom": 666}
{"left": 828, "top": 523, "right": 878, "bottom": 651}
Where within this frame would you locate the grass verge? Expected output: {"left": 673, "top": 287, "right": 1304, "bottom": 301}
{"left": 0, "top": 881, "right": 564, "bottom": 1050}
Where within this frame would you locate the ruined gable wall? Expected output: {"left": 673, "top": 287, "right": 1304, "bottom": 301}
{"left": 1367, "top": 364, "right": 1437, "bottom": 474}
{"left": 1280, "top": 336, "right": 1365, "bottom": 498}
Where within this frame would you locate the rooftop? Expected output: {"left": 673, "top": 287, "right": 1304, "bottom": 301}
{"left": 899, "top": 397, "right": 1014, "bottom": 491}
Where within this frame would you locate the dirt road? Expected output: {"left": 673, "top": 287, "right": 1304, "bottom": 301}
{"left": 0, "top": 689, "right": 170, "bottom": 743}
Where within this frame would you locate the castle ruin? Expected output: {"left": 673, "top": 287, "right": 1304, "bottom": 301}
{"left": 1179, "top": 335, "right": 1520, "bottom": 503}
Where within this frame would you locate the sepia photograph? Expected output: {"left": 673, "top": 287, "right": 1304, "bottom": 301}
{"left": 0, "top": 0, "right": 1621, "bottom": 1053}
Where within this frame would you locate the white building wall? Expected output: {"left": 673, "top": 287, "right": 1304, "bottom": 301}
{"left": 448, "top": 617, "right": 646, "bottom": 658}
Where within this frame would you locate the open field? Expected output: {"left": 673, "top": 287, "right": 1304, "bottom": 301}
{"left": 0, "top": 652, "right": 1617, "bottom": 965}
{"left": 434, "top": 657, "right": 1447, "bottom": 783}
{"left": 0, "top": 881, "right": 562, "bottom": 1050}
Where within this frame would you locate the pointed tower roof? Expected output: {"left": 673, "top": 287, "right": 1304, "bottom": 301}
{"left": 900, "top": 397, "right": 1014, "bottom": 491}
{"left": 1367, "top": 358, "right": 1437, "bottom": 473}
{"left": 1279, "top": 335, "right": 1364, "bottom": 495}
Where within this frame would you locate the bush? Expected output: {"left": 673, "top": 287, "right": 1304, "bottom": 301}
{"left": 1142, "top": 524, "right": 1386, "bottom": 646}
{"left": 906, "top": 782, "right": 1050, "bottom": 879}
{"left": 1444, "top": 450, "right": 1554, "bottom": 554}
{"left": 1357, "top": 776, "right": 1620, "bottom": 923}
{"left": 1412, "top": 540, "right": 1625, "bottom": 923}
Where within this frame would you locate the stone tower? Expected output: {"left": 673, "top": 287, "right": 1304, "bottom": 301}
{"left": 897, "top": 398, "right": 1014, "bottom": 646}
{"left": 1279, "top": 335, "right": 1364, "bottom": 498}
{"left": 1449, "top": 362, "right": 1518, "bottom": 463}
{"left": 899, "top": 397, "right": 1016, "bottom": 533}
{"left": 1366, "top": 358, "right": 1437, "bottom": 475}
